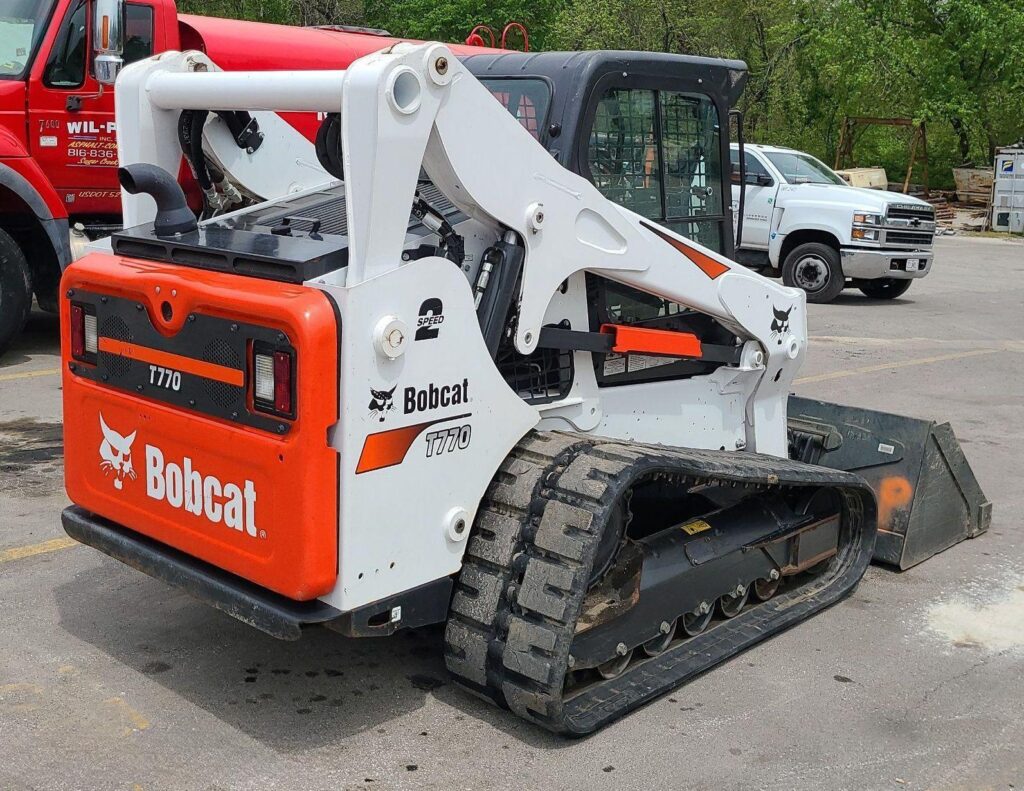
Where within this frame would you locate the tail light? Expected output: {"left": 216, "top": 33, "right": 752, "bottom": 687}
{"left": 70, "top": 302, "right": 98, "bottom": 364}
{"left": 251, "top": 342, "right": 295, "bottom": 419}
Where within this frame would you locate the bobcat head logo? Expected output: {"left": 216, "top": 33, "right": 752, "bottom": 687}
{"left": 99, "top": 414, "right": 137, "bottom": 490}
{"left": 770, "top": 306, "right": 792, "bottom": 345}
{"left": 368, "top": 386, "right": 396, "bottom": 422}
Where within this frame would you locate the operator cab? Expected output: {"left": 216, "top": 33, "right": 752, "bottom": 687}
{"left": 464, "top": 50, "right": 746, "bottom": 259}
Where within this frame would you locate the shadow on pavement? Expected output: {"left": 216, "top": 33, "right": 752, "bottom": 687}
{"left": 54, "top": 557, "right": 569, "bottom": 751}
{"left": 828, "top": 293, "right": 914, "bottom": 307}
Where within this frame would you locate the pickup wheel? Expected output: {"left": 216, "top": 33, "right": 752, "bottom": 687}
{"left": 0, "top": 228, "right": 33, "bottom": 356}
{"left": 782, "top": 242, "right": 845, "bottom": 303}
{"left": 858, "top": 278, "right": 912, "bottom": 299}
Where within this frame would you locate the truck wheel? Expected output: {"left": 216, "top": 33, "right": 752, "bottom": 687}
{"left": 0, "top": 228, "right": 33, "bottom": 356}
{"left": 858, "top": 278, "right": 912, "bottom": 300}
{"left": 782, "top": 243, "right": 845, "bottom": 304}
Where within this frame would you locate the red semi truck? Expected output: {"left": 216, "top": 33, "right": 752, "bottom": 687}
{"left": 0, "top": 0, "right": 485, "bottom": 353}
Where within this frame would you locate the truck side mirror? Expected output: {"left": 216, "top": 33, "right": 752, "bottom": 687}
{"left": 92, "top": 0, "right": 125, "bottom": 85}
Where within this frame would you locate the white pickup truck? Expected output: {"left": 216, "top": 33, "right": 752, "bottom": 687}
{"left": 730, "top": 144, "right": 936, "bottom": 302}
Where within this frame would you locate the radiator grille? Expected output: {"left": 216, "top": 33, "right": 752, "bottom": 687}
{"left": 884, "top": 230, "right": 934, "bottom": 246}
{"left": 886, "top": 204, "right": 935, "bottom": 222}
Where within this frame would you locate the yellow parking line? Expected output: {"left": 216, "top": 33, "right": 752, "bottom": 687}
{"left": 0, "top": 537, "right": 78, "bottom": 564}
{"left": 0, "top": 367, "right": 60, "bottom": 383}
{"left": 795, "top": 348, "right": 999, "bottom": 385}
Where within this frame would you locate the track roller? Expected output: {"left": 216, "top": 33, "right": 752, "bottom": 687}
{"left": 719, "top": 584, "right": 750, "bottom": 618}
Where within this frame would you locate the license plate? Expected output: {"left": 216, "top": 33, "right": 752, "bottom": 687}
{"left": 906, "top": 259, "right": 920, "bottom": 271}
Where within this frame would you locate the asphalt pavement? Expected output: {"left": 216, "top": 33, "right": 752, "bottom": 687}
{"left": 0, "top": 234, "right": 1021, "bottom": 790}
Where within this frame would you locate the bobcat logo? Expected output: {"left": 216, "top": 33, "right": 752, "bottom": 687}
{"left": 368, "top": 386, "right": 396, "bottom": 422}
{"left": 770, "top": 306, "right": 792, "bottom": 345}
{"left": 99, "top": 414, "right": 137, "bottom": 490}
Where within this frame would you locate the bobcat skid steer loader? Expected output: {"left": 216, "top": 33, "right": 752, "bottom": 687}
{"left": 59, "top": 43, "right": 990, "bottom": 735}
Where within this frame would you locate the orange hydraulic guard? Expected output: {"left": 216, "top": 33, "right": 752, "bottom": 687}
{"left": 60, "top": 252, "right": 340, "bottom": 600}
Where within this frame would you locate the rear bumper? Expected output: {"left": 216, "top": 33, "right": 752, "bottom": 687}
{"left": 62, "top": 505, "right": 342, "bottom": 640}
{"left": 840, "top": 247, "right": 933, "bottom": 280}
{"left": 62, "top": 505, "right": 455, "bottom": 639}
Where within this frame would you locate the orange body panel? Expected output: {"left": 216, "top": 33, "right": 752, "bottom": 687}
{"left": 60, "top": 252, "right": 340, "bottom": 600}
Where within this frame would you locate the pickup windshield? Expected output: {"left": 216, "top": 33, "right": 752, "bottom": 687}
{"left": 1, "top": 0, "right": 56, "bottom": 79}
{"left": 764, "top": 151, "right": 846, "bottom": 186}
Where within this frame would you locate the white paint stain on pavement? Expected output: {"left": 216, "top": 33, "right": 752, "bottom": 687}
{"left": 926, "top": 580, "right": 1024, "bottom": 652}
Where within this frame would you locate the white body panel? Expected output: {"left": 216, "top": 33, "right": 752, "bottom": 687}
{"left": 314, "top": 258, "right": 537, "bottom": 611}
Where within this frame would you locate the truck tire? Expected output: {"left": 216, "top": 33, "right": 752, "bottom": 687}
{"left": 782, "top": 242, "right": 845, "bottom": 304}
{"left": 858, "top": 278, "right": 912, "bottom": 300}
{"left": 0, "top": 228, "right": 33, "bottom": 356}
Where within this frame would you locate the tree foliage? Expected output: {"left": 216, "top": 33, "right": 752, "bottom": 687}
{"left": 179, "top": 0, "right": 1024, "bottom": 187}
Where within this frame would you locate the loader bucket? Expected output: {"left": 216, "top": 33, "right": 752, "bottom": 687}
{"left": 787, "top": 396, "right": 992, "bottom": 570}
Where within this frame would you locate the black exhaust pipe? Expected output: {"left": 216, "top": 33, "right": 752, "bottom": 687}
{"left": 118, "top": 163, "right": 197, "bottom": 237}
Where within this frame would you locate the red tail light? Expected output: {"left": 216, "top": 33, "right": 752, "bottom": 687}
{"left": 251, "top": 342, "right": 295, "bottom": 419}
{"left": 70, "top": 304, "right": 85, "bottom": 359}
{"left": 273, "top": 351, "right": 292, "bottom": 414}
{"left": 69, "top": 302, "right": 97, "bottom": 364}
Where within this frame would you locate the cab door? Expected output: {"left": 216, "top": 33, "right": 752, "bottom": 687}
{"left": 26, "top": 0, "right": 158, "bottom": 216}
{"left": 730, "top": 148, "right": 778, "bottom": 250}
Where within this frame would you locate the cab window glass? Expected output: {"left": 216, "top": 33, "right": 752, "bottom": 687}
{"left": 481, "top": 78, "right": 551, "bottom": 140}
{"left": 588, "top": 88, "right": 723, "bottom": 231}
{"left": 661, "top": 91, "right": 722, "bottom": 218}
{"left": 124, "top": 4, "right": 153, "bottom": 65}
{"left": 587, "top": 87, "right": 727, "bottom": 331}
{"left": 43, "top": 0, "right": 86, "bottom": 87}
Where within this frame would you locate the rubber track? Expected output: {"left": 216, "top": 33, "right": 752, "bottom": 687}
{"left": 444, "top": 430, "right": 876, "bottom": 736}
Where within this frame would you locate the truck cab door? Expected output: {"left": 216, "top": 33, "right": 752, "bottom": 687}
{"left": 730, "top": 149, "right": 777, "bottom": 250}
{"left": 26, "top": 0, "right": 157, "bottom": 217}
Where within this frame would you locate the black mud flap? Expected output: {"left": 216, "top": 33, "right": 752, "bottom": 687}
{"left": 788, "top": 396, "right": 992, "bottom": 569}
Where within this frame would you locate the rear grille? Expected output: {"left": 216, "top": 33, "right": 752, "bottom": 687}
{"left": 884, "top": 230, "right": 934, "bottom": 247}
{"left": 99, "top": 316, "right": 133, "bottom": 378}
{"left": 202, "top": 339, "right": 243, "bottom": 409}
{"left": 886, "top": 204, "right": 935, "bottom": 222}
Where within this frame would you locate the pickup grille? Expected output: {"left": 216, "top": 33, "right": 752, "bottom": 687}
{"left": 886, "top": 204, "right": 935, "bottom": 223}
{"left": 883, "top": 229, "right": 934, "bottom": 247}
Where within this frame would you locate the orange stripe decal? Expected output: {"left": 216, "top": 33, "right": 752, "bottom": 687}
{"left": 641, "top": 220, "right": 731, "bottom": 280}
{"left": 600, "top": 324, "right": 703, "bottom": 358}
{"left": 97, "top": 337, "right": 244, "bottom": 387}
{"left": 356, "top": 414, "right": 469, "bottom": 474}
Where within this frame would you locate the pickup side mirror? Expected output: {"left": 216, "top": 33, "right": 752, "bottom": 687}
{"left": 92, "top": 0, "right": 125, "bottom": 85}
{"left": 747, "top": 172, "right": 774, "bottom": 187}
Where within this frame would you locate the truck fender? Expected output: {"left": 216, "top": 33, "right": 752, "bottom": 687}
{"left": 770, "top": 220, "right": 842, "bottom": 268}
{"left": 0, "top": 161, "right": 73, "bottom": 271}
